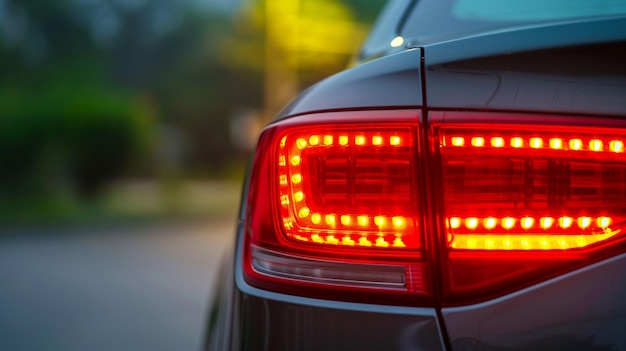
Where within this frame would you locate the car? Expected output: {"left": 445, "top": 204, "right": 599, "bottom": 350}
{"left": 205, "top": 0, "right": 626, "bottom": 350}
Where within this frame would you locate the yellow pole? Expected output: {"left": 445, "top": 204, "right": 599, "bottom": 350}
{"left": 264, "top": 0, "right": 299, "bottom": 122}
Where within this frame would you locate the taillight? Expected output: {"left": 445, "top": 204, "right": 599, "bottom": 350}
{"left": 244, "top": 110, "right": 430, "bottom": 305}
{"left": 277, "top": 122, "right": 418, "bottom": 248}
{"left": 433, "top": 112, "right": 626, "bottom": 305}
{"left": 244, "top": 109, "right": 626, "bottom": 306}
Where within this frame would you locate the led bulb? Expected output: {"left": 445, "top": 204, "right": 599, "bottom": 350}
{"left": 355, "top": 135, "right": 366, "bottom": 145}
{"left": 569, "top": 139, "right": 583, "bottom": 150}
{"left": 502, "top": 217, "right": 516, "bottom": 229}
{"left": 559, "top": 216, "right": 573, "bottom": 229}
{"left": 392, "top": 216, "right": 406, "bottom": 229}
{"left": 540, "top": 217, "right": 554, "bottom": 229}
{"left": 375, "top": 237, "right": 390, "bottom": 247}
{"left": 491, "top": 137, "right": 504, "bottom": 148}
{"left": 598, "top": 216, "right": 612, "bottom": 228}
{"left": 451, "top": 137, "right": 465, "bottom": 147}
{"left": 610, "top": 140, "right": 624, "bottom": 153}
{"left": 511, "top": 137, "right": 523, "bottom": 148}
{"left": 465, "top": 217, "right": 478, "bottom": 230}
{"left": 530, "top": 138, "right": 543, "bottom": 148}
{"left": 521, "top": 217, "right": 534, "bottom": 229}
{"left": 294, "top": 191, "right": 305, "bottom": 202}
{"left": 449, "top": 217, "right": 461, "bottom": 229}
{"left": 357, "top": 215, "right": 369, "bottom": 226}
{"left": 341, "top": 215, "right": 352, "bottom": 226}
{"left": 323, "top": 135, "right": 333, "bottom": 145}
{"left": 296, "top": 138, "right": 308, "bottom": 149}
{"left": 309, "top": 135, "right": 320, "bottom": 145}
{"left": 291, "top": 174, "right": 302, "bottom": 184}
{"left": 484, "top": 217, "right": 497, "bottom": 229}
{"left": 311, "top": 213, "right": 322, "bottom": 224}
{"left": 549, "top": 138, "right": 563, "bottom": 149}
{"left": 359, "top": 237, "right": 372, "bottom": 247}
{"left": 326, "top": 214, "right": 336, "bottom": 227}
{"left": 279, "top": 174, "right": 288, "bottom": 185}
{"left": 342, "top": 236, "right": 355, "bottom": 246}
{"left": 298, "top": 207, "right": 310, "bottom": 218}
{"left": 471, "top": 137, "right": 485, "bottom": 147}
{"left": 590, "top": 139, "right": 603, "bottom": 152}
{"left": 374, "top": 216, "right": 386, "bottom": 227}
{"left": 578, "top": 216, "right": 592, "bottom": 229}
{"left": 392, "top": 238, "right": 406, "bottom": 248}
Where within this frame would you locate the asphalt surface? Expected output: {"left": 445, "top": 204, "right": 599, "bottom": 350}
{"left": 0, "top": 219, "right": 235, "bottom": 351}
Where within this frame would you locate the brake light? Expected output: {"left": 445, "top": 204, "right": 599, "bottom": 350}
{"left": 244, "top": 110, "right": 430, "bottom": 305}
{"left": 277, "top": 126, "right": 418, "bottom": 249}
{"left": 243, "top": 110, "right": 626, "bottom": 306}
{"left": 434, "top": 112, "right": 626, "bottom": 304}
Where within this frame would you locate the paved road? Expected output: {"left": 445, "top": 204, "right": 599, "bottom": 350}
{"left": 0, "top": 219, "right": 235, "bottom": 351}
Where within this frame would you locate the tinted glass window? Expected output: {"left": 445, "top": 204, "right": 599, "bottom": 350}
{"left": 403, "top": 0, "right": 626, "bottom": 43}
{"left": 358, "top": 0, "right": 413, "bottom": 60}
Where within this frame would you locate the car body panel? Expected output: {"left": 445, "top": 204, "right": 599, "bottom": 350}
{"left": 207, "top": 219, "right": 447, "bottom": 351}
{"left": 277, "top": 49, "right": 423, "bottom": 120}
{"left": 442, "top": 253, "right": 626, "bottom": 350}
{"left": 422, "top": 17, "right": 626, "bottom": 116}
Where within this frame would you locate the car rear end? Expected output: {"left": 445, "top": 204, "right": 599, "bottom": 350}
{"left": 206, "top": 1, "right": 626, "bottom": 350}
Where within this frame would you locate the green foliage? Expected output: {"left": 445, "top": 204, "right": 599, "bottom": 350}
{"left": 0, "top": 84, "right": 153, "bottom": 198}
{"left": 0, "top": 0, "right": 387, "bottom": 207}
{"left": 341, "top": 0, "right": 388, "bottom": 23}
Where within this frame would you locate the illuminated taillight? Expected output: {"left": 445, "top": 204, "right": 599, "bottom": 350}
{"left": 244, "top": 110, "right": 626, "bottom": 306}
{"left": 433, "top": 112, "right": 626, "bottom": 305}
{"left": 278, "top": 127, "right": 417, "bottom": 249}
{"left": 244, "top": 110, "right": 429, "bottom": 305}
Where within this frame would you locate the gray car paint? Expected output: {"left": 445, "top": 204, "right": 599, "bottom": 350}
{"left": 423, "top": 17, "right": 626, "bottom": 117}
{"left": 443, "top": 253, "right": 626, "bottom": 350}
{"left": 276, "top": 48, "right": 423, "bottom": 120}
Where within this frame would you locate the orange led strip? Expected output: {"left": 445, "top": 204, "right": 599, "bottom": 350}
{"left": 292, "top": 233, "right": 407, "bottom": 248}
{"left": 447, "top": 216, "right": 619, "bottom": 250}
{"left": 448, "top": 216, "right": 612, "bottom": 231}
{"left": 285, "top": 211, "right": 408, "bottom": 231}
{"left": 450, "top": 232, "right": 619, "bottom": 250}
{"left": 292, "top": 134, "right": 407, "bottom": 149}
{"left": 446, "top": 136, "right": 625, "bottom": 153}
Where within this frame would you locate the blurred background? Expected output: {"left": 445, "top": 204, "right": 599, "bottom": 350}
{"left": 0, "top": 0, "right": 386, "bottom": 350}
{"left": 0, "top": 0, "right": 386, "bottom": 222}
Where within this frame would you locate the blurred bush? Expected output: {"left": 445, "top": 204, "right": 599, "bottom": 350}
{"left": 0, "top": 84, "right": 152, "bottom": 199}
{"left": 0, "top": 0, "right": 387, "bottom": 221}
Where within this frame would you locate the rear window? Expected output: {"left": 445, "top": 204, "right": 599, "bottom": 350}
{"left": 403, "top": 0, "right": 626, "bottom": 43}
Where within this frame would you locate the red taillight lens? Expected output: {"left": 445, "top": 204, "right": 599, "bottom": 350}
{"left": 277, "top": 125, "right": 418, "bottom": 249}
{"left": 434, "top": 115, "right": 626, "bottom": 304}
{"left": 244, "top": 110, "right": 429, "bottom": 305}
{"left": 441, "top": 126, "right": 625, "bottom": 249}
{"left": 244, "top": 110, "right": 626, "bottom": 306}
